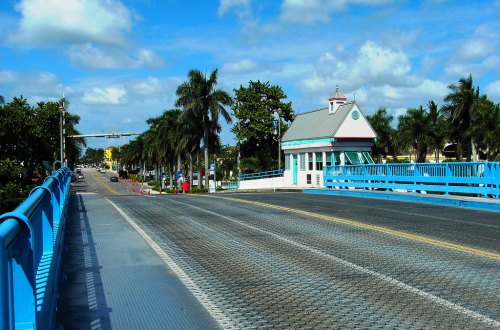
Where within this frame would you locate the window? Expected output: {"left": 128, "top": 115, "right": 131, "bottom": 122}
{"left": 362, "top": 152, "right": 374, "bottom": 164}
{"left": 285, "top": 154, "right": 290, "bottom": 170}
{"left": 299, "top": 153, "right": 305, "bottom": 171}
{"left": 334, "top": 151, "right": 341, "bottom": 165}
{"left": 325, "top": 152, "right": 332, "bottom": 167}
{"left": 345, "top": 151, "right": 364, "bottom": 165}
{"left": 315, "top": 152, "right": 323, "bottom": 171}
{"left": 308, "top": 153, "right": 313, "bottom": 170}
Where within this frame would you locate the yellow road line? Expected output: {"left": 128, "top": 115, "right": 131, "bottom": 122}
{"left": 215, "top": 196, "right": 500, "bottom": 261}
{"left": 93, "top": 174, "right": 121, "bottom": 196}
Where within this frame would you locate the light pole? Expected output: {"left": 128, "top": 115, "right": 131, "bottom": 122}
{"left": 59, "top": 98, "right": 66, "bottom": 166}
{"left": 276, "top": 108, "right": 283, "bottom": 170}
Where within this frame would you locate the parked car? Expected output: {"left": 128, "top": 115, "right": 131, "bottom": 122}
{"left": 100, "top": 168, "right": 106, "bottom": 173}
{"left": 110, "top": 176, "right": 119, "bottom": 182}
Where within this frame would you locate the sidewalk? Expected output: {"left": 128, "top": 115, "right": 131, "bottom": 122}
{"left": 56, "top": 192, "right": 219, "bottom": 329}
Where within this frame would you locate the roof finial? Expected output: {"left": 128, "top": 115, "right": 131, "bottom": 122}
{"left": 336, "top": 84, "right": 339, "bottom": 92}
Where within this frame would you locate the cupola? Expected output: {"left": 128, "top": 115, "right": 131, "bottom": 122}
{"left": 328, "top": 85, "right": 347, "bottom": 114}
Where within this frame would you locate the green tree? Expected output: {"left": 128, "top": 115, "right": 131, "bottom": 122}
{"left": 0, "top": 96, "right": 36, "bottom": 163}
{"left": 397, "top": 106, "right": 433, "bottom": 163}
{"left": 231, "top": 80, "right": 294, "bottom": 171}
{"left": 426, "top": 101, "right": 447, "bottom": 162}
{"left": 175, "top": 69, "right": 233, "bottom": 188}
{"left": 82, "top": 148, "right": 105, "bottom": 165}
{"left": 442, "top": 74, "right": 480, "bottom": 161}
{"left": 366, "top": 107, "right": 397, "bottom": 162}
{"left": 470, "top": 97, "right": 500, "bottom": 160}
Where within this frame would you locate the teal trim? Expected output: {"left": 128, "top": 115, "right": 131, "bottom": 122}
{"left": 292, "top": 154, "right": 298, "bottom": 185}
{"left": 282, "top": 138, "right": 335, "bottom": 147}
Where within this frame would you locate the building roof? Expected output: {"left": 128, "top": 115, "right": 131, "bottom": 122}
{"left": 281, "top": 102, "right": 356, "bottom": 142}
{"left": 329, "top": 85, "right": 346, "bottom": 100}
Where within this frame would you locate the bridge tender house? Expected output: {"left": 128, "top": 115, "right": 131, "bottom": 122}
{"left": 281, "top": 86, "right": 377, "bottom": 187}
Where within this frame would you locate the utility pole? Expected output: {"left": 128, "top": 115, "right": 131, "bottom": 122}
{"left": 59, "top": 97, "right": 66, "bottom": 166}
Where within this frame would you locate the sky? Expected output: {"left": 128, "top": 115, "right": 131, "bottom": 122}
{"left": 1, "top": 0, "right": 499, "bottom": 150}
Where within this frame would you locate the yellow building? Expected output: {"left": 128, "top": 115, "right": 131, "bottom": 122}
{"left": 104, "top": 147, "right": 113, "bottom": 169}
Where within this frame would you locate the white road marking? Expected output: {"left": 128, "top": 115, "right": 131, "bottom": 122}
{"left": 172, "top": 198, "right": 500, "bottom": 327}
{"left": 106, "top": 199, "right": 235, "bottom": 329}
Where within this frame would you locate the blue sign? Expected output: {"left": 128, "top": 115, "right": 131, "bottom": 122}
{"left": 175, "top": 171, "right": 183, "bottom": 180}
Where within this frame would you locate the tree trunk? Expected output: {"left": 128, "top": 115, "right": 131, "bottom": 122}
{"left": 471, "top": 137, "right": 478, "bottom": 162}
{"left": 168, "top": 162, "right": 173, "bottom": 188}
{"left": 197, "top": 152, "right": 202, "bottom": 188}
{"left": 189, "top": 153, "right": 193, "bottom": 187}
{"left": 204, "top": 116, "right": 210, "bottom": 189}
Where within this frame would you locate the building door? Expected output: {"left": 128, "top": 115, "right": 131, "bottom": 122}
{"left": 292, "top": 154, "right": 298, "bottom": 185}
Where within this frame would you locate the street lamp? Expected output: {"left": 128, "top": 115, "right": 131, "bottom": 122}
{"left": 276, "top": 108, "right": 283, "bottom": 170}
{"left": 59, "top": 98, "right": 66, "bottom": 166}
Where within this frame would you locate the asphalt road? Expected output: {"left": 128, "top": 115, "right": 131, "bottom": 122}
{"left": 73, "top": 168, "right": 500, "bottom": 329}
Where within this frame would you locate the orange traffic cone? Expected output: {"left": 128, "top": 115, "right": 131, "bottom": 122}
{"left": 159, "top": 188, "right": 162, "bottom": 195}
{"left": 132, "top": 185, "right": 135, "bottom": 192}
{"left": 140, "top": 189, "right": 143, "bottom": 195}
{"left": 173, "top": 188, "right": 177, "bottom": 195}
{"left": 148, "top": 189, "right": 151, "bottom": 196}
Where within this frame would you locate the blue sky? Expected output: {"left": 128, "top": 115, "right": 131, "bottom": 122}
{"left": 1, "top": 0, "right": 499, "bottom": 150}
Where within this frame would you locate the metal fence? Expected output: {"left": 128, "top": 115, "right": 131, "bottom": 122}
{"left": 323, "top": 162, "right": 500, "bottom": 198}
{"left": 0, "top": 168, "right": 71, "bottom": 330}
{"left": 239, "top": 169, "right": 284, "bottom": 181}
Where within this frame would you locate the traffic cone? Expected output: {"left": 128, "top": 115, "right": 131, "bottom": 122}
{"left": 148, "top": 189, "right": 151, "bottom": 196}
{"left": 159, "top": 188, "right": 162, "bottom": 195}
{"left": 132, "top": 185, "right": 135, "bottom": 192}
{"left": 140, "top": 189, "right": 143, "bottom": 195}
{"left": 174, "top": 188, "right": 177, "bottom": 195}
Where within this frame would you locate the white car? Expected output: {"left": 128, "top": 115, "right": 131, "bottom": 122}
{"left": 99, "top": 168, "right": 106, "bottom": 173}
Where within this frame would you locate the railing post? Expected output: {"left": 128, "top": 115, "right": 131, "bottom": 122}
{"left": 444, "top": 162, "right": 451, "bottom": 195}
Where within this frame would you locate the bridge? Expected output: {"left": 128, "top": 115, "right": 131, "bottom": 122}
{"left": 0, "top": 165, "right": 499, "bottom": 329}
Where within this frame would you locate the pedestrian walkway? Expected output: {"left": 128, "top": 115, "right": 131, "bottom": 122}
{"left": 56, "top": 192, "right": 219, "bottom": 329}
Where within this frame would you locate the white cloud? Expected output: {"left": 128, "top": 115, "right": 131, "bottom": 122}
{"left": 128, "top": 77, "right": 163, "bottom": 97}
{"left": 218, "top": 0, "right": 250, "bottom": 15}
{"left": 485, "top": 80, "right": 500, "bottom": 100}
{"left": 280, "top": 0, "right": 394, "bottom": 24}
{"left": 459, "top": 40, "right": 493, "bottom": 61}
{"left": 222, "top": 59, "right": 258, "bottom": 73}
{"left": 81, "top": 87, "right": 126, "bottom": 105}
{"left": 353, "top": 41, "right": 412, "bottom": 83}
{"left": 68, "top": 44, "right": 164, "bottom": 69}
{"left": 300, "top": 41, "right": 414, "bottom": 100}
{"left": 9, "top": 0, "right": 134, "bottom": 46}
{"left": 0, "top": 70, "right": 18, "bottom": 83}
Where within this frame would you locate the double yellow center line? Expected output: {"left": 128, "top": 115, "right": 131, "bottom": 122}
{"left": 216, "top": 196, "right": 500, "bottom": 261}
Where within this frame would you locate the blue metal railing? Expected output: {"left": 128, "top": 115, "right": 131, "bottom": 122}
{"left": 228, "top": 181, "right": 239, "bottom": 191}
{"left": 239, "top": 169, "right": 284, "bottom": 181}
{"left": 323, "top": 162, "right": 500, "bottom": 198}
{"left": 0, "top": 167, "right": 71, "bottom": 330}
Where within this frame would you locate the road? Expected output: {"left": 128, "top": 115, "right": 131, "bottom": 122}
{"left": 74, "top": 168, "right": 500, "bottom": 329}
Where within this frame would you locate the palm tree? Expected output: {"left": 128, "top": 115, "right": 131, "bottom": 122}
{"left": 397, "top": 106, "right": 433, "bottom": 163}
{"left": 175, "top": 69, "right": 233, "bottom": 188}
{"left": 366, "top": 107, "right": 397, "bottom": 162}
{"left": 0, "top": 95, "right": 4, "bottom": 105}
{"left": 427, "top": 101, "right": 447, "bottom": 162}
{"left": 442, "top": 74, "right": 479, "bottom": 161}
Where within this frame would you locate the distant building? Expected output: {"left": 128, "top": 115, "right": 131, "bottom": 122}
{"left": 281, "top": 86, "right": 377, "bottom": 187}
{"left": 104, "top": 147, "right": 113, "bottom": 169}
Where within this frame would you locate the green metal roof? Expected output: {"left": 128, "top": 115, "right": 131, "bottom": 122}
{"left": 281, "top": 102, "right": 355, "bottom": 142}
